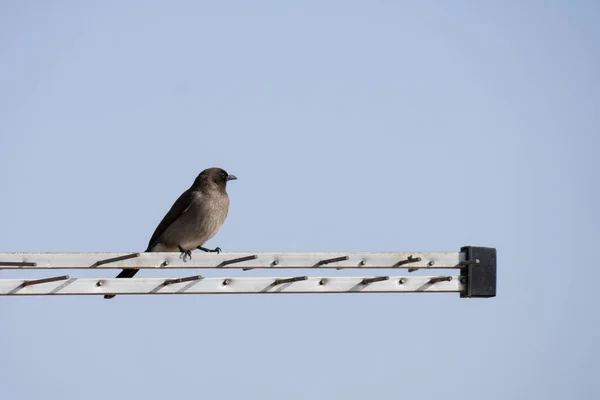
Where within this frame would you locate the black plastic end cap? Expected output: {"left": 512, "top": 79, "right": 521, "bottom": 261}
{"left": 460, "top": 246, "right": 496, "bottom": 298}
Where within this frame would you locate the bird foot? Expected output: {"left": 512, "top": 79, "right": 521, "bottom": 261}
{"left": 178, "top": 246, "right": 193, "bottom": 262}
{"left": 197, "top": 246, "right": 222, "bottom": 254}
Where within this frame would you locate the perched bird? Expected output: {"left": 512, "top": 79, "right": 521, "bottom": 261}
{"left": 104, "top": 167, "right": 237, "bottom": 299}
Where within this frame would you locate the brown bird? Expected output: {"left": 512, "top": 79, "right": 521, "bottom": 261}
{"left": 104, "top": 167, "right": 237, "bottom": 299}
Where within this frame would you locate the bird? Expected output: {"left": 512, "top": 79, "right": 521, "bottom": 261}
{"left": 104, "top": 167, "right": 237, "bottom": 299}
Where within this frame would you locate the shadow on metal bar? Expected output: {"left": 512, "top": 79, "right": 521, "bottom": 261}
{"left": 411, "top": 276, "right": 454, "bottom": 292}
{"left": 8, "top": 275, "right": 71, "bottom": 295}
{"left": 49, "top": 279, "right": 76, "bottom": 294}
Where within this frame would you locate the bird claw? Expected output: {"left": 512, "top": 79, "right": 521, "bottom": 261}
{"left": 178, "top": 246, "right": 192, "bottom": 262}
{"left": 181, "top": 250, "right": 192, "bottom": 262}
{"left": 197, "top": 246, "right": 222, "bottom": 254}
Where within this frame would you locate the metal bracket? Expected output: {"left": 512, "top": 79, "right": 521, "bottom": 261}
{"left": 460, "top": 246, "right": 496, "bottom": 298}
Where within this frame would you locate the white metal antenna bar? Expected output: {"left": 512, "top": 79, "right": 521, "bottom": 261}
{"left": 0, "top": 276, "right": 463, "bottom": 296}
{"left": 0, "top": 252, "right": 463, "bottom": 270}
{"left": 0, "top": 247, "right": 496, "bottom": 298}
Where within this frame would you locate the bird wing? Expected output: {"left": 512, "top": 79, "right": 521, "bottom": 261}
{"left": 146, "top": 188, "right": 194, "bottom": 251}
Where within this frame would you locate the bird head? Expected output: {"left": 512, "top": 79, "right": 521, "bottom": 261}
{"left": 195, "top": 167, "right": 237, "bottom": 189}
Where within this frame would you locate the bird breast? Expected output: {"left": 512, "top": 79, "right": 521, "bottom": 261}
{"left": 163, "top": 190, "right": 230, "bottom": 250}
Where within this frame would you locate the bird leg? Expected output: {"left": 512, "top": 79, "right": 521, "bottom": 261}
{"left": 177, "top": 245, "right": 193, "bottom": 262}
{"left": 197, "top": 246, "right": 222, "bottom": 254}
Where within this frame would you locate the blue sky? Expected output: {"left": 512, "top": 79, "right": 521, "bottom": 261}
{"left": 1, "top": 1, "right": 599, "bottom": 399}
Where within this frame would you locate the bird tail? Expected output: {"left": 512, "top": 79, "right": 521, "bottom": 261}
{"left": 104, "top": 246, "right": 154, "bottom": 299}
{"left": 103, "top": 267, "right": 141, "bottom": 300}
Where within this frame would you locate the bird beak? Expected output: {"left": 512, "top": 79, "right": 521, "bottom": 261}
{"left": 226, "top": 174, "right": 238, "bottom": 181}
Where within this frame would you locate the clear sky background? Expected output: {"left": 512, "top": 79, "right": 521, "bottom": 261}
{"left": 1, "top": 1, "right": 599, "bottom": 399}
